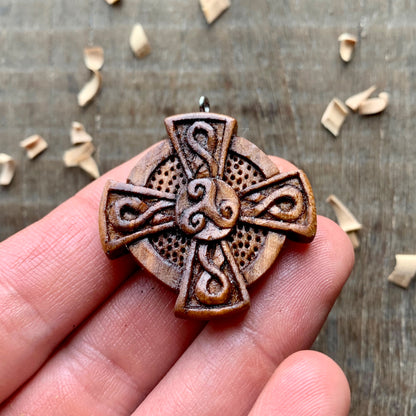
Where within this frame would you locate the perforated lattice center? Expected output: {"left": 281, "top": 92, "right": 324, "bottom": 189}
{"left": 146, "top": 151, "right": 269, "bottom": 271}
{"left": 229, "top": 223, "right": 267, "bottom": 270}
{"left": 149, "top": 230, "right": 191, "bottom": 269}
{"left": 224, "top": 151, "right": 265, "bottom": 193}
{"left": 147, "top": 155, "right": 186, "bottom": 194}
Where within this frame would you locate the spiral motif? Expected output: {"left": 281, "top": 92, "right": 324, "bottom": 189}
{"left": 100, "top": 113, "right": 317, "bottom": 319}
{"left": 175, "top": 178, "right": 240, "bottom": 241}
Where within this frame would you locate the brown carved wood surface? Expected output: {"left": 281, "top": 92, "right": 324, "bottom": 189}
{"left": 0, "top": 1, "right": 415, "bottom": 414}
{"left": 99, "top": 112, "right": 316, "bottom": 319}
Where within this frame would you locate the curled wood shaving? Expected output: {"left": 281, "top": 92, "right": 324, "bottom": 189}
{"left": 338, "top": 33, "right": 357, "bottom": 62}
{"left": 327, "top": 194, "right": 362, "bottom": 249}
{"left": 388, "top": 255, "right": 416, "bottom": 289}
{"left": 79, "top": 157, "right": 100, "bottom": 179}
{"left": 63, "top": 142, "right": 95, "bottom": 167}
{"left": 345, "top": 85, "right": 377, "bottom": 111}
{"left": 347, "top": 232, "right": 360, "bottom": 249}
{"left": 84, "top": 47, "right": 104, "bottom": 71}
{"left": 63, "top": 143, "right": 100, "bottom": 179}
{"left": 200, "top": 0, "right": 231, "bottom": 24}
{"left": 0, "top": 153, "right": 16, "bottom": 186}
{"left": 379, "top": 92, "right": 390, "bottom": 103}
{"left": 71, "top": 122, "right": 93, "bottom": 144}
{"left": 77, "top": 70, "right": 102, "bottom": 107}
{"left": 19, "top": 134, "right": 48, "bottom": 159}
{"left": 321, "top": 98, "right": 349, "bottom": 137}
{"left": 326, "top": 195, "right": 362, "bottom": 232}
{"left": 129, "top": 24, "right": 151, "bottom": 58}
{"left": 358, "top": 92, "right": 389, "bottom": 115}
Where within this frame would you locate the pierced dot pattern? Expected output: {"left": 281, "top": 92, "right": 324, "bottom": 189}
{"left": 147, "top": 155, "right": 189, "bottom": 268}
{"left": 146, "top": 151, "right": 269, "bottom": 271}
{"left": 224, "top": 151, "right": 265, "bottom": 193}
{"left": 229, "top": 223, "right": 267, "bottom": 269}
{"left": 150, "top": 229, "right": 191, "bottom": 270}
{"left": 146, "top": 155, "right": 186, "bottom": 194}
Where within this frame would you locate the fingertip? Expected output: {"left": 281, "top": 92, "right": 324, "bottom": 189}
{"left": 271, "top": 214, "right": 354, "bottom": 309}
{"left": 268, "top": 155, "right": 298, "bottom": 172}
{"left": 249, "top": 350, "right": 350, "bottom": 416}
{"left": 315, "top": 216, "right": 355, "bottom": 291}
{"left": 267, "top": 155, "right": 355, "bottom": 281}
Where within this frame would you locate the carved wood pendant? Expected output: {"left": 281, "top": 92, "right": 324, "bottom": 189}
{"left": 99, "top": 110, "right": 317, "bottom": 319}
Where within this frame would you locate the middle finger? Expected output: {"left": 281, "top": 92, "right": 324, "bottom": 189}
{"left": 1, "top": 270, "right": 203, "bottom": 416}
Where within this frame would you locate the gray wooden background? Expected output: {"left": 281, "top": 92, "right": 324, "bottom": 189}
{"left": 1, "top": 0, "right": 415, "bottom": 414}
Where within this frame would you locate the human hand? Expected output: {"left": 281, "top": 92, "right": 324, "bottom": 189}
{"left": 0, "top": 147, "right": 353, "bottom": 415}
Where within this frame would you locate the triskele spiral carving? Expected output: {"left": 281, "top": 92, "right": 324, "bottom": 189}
{"left": 176, "top": 178, "right": 240, "bottom": 240}
{"left": 99, "top": 112, "right": 317, "bottom": 319}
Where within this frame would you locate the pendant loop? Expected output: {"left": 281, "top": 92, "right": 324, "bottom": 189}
{"left": 199, "top": 96, "right": 210, "bottom": 113}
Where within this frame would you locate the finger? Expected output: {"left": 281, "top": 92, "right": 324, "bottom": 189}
{"left": 0, "top": 155, "right": 316, "bottom": 414}
{"left": 1, "top": 272, "right": 203, "bottom": 416}
{"left": 0, "top": 143, "right": 162, "bottom": 402}
{"left": 268, "top": 155, "right": 297, "bottom": 172}
{"left": 0, "top": 153, "right": 334, "bottom": 415}
{"left": 132, "top": 216, "right": 354, "bottom": 416}
{"left": 248, "top": 350, "right": 350, "bottom": 416}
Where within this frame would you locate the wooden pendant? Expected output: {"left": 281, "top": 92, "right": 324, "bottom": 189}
{"left": 99, "top": 105, "right": 317, "bottom": 320}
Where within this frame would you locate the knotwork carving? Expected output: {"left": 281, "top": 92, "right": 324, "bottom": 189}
{"left": 195, "top": 244, "right": 230, "bottom": 305}
{"left": 99, "top": 112, "right": 317, "bottom": 319}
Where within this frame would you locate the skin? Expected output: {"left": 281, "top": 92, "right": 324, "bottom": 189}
{"left": 0, "top": 146, "right": 354, "bottom": 415}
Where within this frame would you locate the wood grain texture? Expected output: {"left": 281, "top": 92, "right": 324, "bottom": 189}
{"left": 0, "top": 0, "right": 415, "bottom": 413}
{"left": 99, "top": 116, "right": 316, "bottom": 319}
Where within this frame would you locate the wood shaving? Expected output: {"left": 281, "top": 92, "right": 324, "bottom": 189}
{"left": 77, "top": 70, "right": 102, "bottom": 107}
{"left": 71, "top": 122, "right": 93, "bottom": 144}
{"left": 338, "top": 33, "right": 357, "bottom": 62}
{"left": 327, "top": 194, "right": 362, "bottom": 249}
{"left": 0, "top": 153, "right": 16, "bottom": 186}
{"left": 104, "top": 0, "right": 120, "bottom": 4}
{"left": 63, "top": 142, "right": 95, "bottom": 167}
{"left": 79, "top": 157, "right": 100, "bottom": 179}
{"left": 63, "top": 143, "right": 100, "bottom": 179}
{"left": 84, "top": 46, "right": 104, "bottom": 71}
{"left": 19, "top": 134, "right": 48, "bottom": 159}
{"left": 347, "top": 232, "right": 360, "bottom": 249}
{"left": 129, "top": 24, "right": 151, "bottom": 58}
{"left": 358, "top": 92, "right": 389, "bottom": 115}
{"left": 321, "top": 98, "right": 349, "bottom": 137}
{"left": 379, "top": 92, "right": 390, "bottom": 103}
{"left": 200, "top": 0, "right": 231, "bottom": 24}
{"left": 388, "top": 254, "right": 416, "bottom": 289}
{"left": 345, "top": 85, "right": 377, "bottom": 111}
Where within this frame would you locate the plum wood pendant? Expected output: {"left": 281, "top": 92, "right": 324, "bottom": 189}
{"left": 99, "top": 99, "right": 317, "bottom": 320}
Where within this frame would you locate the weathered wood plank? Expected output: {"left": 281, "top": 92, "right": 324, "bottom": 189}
{"left": 0, "top": 0, "right": 415, "bottom": 414}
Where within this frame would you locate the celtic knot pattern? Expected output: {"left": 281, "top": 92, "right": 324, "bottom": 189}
{"left": 99, "top": 112, "right": 317, "bottom": 319}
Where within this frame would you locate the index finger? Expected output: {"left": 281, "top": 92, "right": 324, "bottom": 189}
{"left": 0, "top": 150, "right": 303, "bottom": 404}
{"left": 0, "top": 144, "right": 160, "bottom": 402}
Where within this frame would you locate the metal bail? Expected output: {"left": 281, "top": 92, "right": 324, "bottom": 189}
{"left": 199, "top": 96, "right": 210, "bottom": 113}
